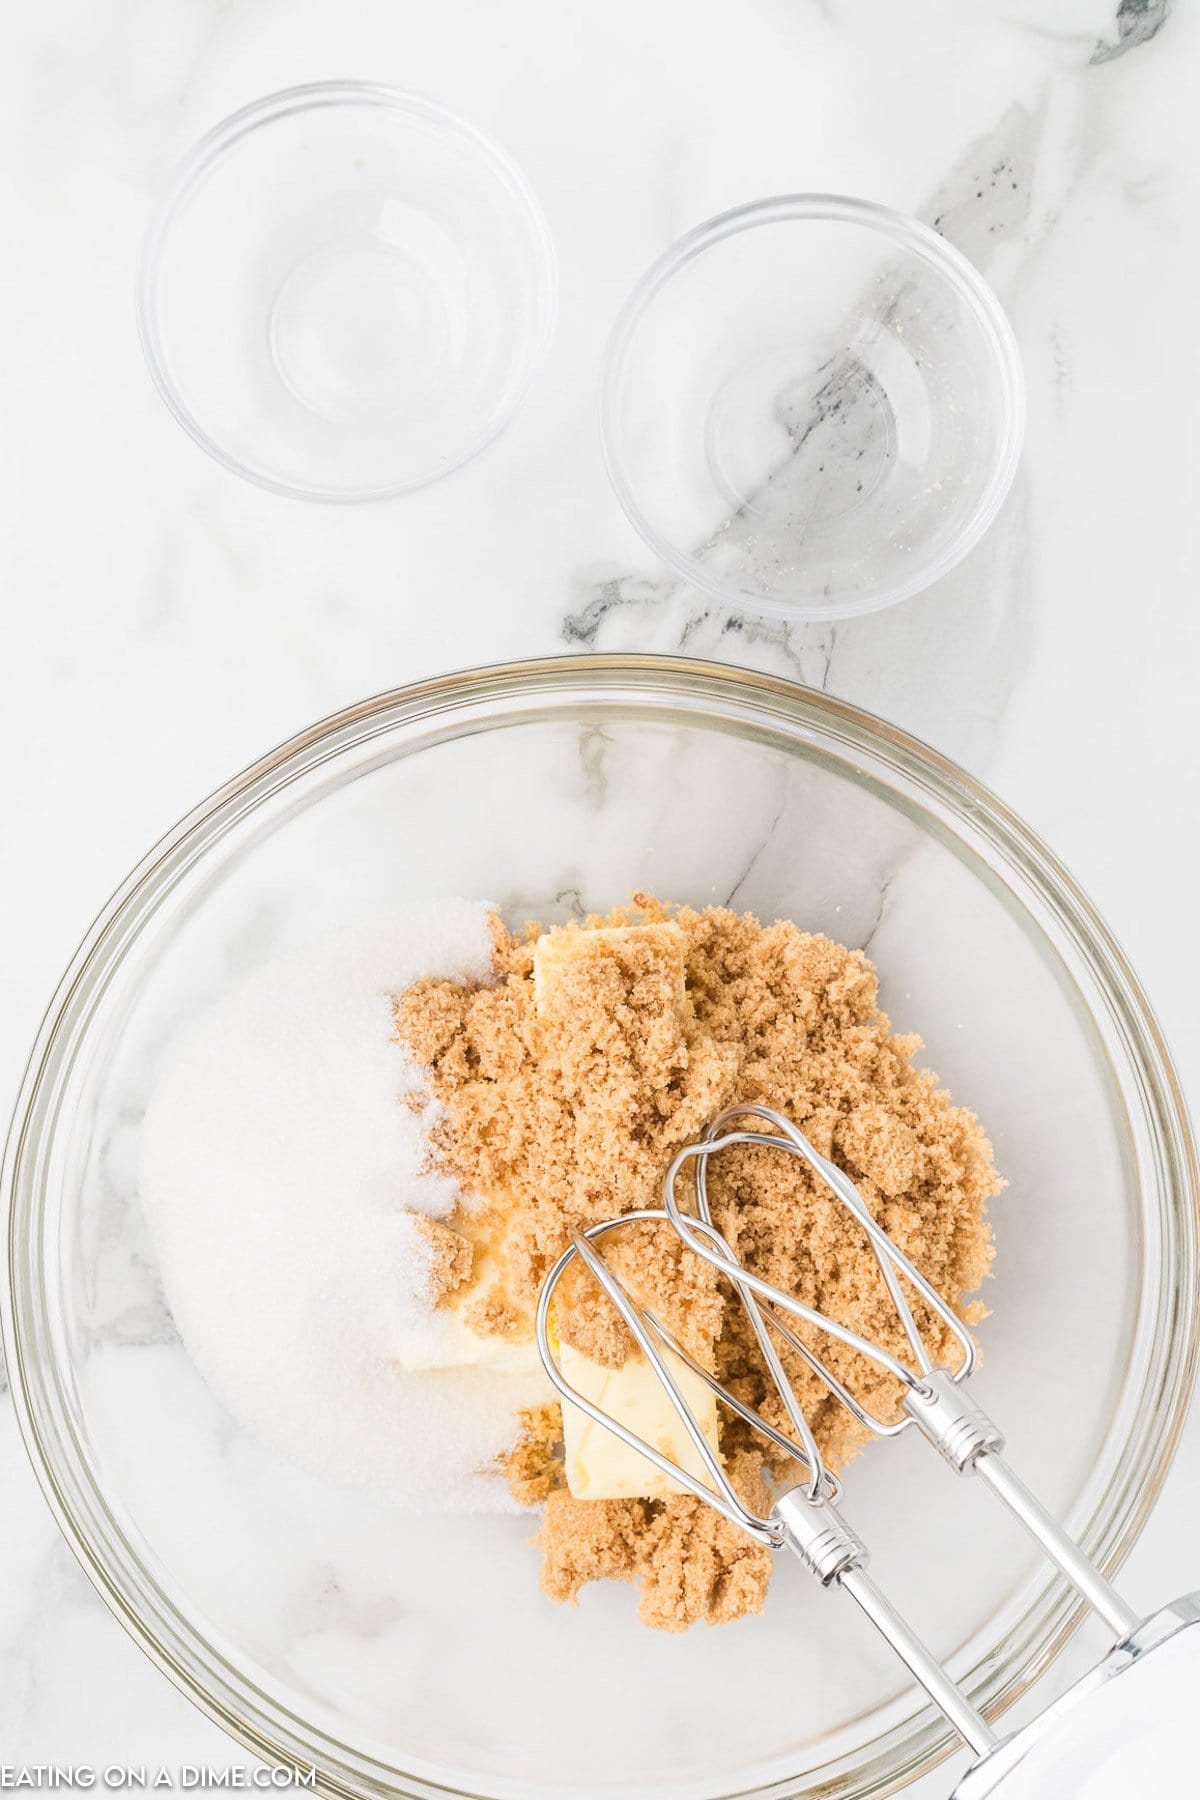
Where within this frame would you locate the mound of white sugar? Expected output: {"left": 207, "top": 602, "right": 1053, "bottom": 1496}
{"left": 139, "top": 900, "right": 547, "bottom": 1514}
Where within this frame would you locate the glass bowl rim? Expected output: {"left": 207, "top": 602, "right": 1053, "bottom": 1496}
{"left": 599, "top": 194, "right": 1028, "bottom": 622}
{"left": 2, "top": 653, "right": 1195, "bottom": 1800}
{"left": 135, "top": 79, "right": 559, "bottom": 505}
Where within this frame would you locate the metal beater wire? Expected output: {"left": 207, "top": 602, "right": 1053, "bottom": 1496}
{"left": 533, "top": 1189, "right": 1000, "bottom": 1759}
{"left": 535, "top": 1209, "right": 800, "bottom": 1542}
{"left": 664, "top": 1103, "right": 1142, "bottom": 1643}
{"left": 662, "top": 1102, "right": 978, "bottom": 1433}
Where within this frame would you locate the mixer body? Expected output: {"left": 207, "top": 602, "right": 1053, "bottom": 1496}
{"left": 953, "top": 1595, "right": 1200, "bottom": 1797}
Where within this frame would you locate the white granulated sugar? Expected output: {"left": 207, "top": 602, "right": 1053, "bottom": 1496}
{"left": 139, "top": 900, "right": 546, "bottom": 1514}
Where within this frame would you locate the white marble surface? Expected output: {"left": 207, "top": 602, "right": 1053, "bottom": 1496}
{"left": 2, "top": 1, "right": 1198, "bottom": 1794}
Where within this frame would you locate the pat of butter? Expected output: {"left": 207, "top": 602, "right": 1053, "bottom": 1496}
{"left": 532, "top": 920, "right": 688, "bottom": 1015}
{"left": 398, "top": 1233, "right": 544, "bottom": 1376}
{"left": 395, "top": 1312, "right": 544, "bottom": 1375}
{"left": 560, "top": 1338, "right": 721, "bottom": 1501}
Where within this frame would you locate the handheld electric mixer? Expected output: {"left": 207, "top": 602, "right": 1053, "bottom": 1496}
{"left": 536, "top": 1103, "right": 1199, "bottom": 1797}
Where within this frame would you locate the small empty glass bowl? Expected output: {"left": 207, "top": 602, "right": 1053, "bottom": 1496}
{"left": 601, "top": 196, "right": 1025, "bottom": 620}
{"left": 137, "top": 83, "right": 557, "bottom": 501}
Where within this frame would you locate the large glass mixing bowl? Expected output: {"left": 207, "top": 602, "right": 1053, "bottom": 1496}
{"left": 3, "top": 657, "right": 1196, "bottom": 1800}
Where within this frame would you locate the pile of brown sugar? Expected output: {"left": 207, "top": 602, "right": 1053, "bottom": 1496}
{"left": 393, "top": 895, "right": 1000, "bottom": 1633}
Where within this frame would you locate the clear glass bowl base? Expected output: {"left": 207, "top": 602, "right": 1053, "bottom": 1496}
{"left": 602, "top": 197, "right": 1025, "bottom": 620}
{"left": 138, "top": 84, "right": 557, "bottom": 501}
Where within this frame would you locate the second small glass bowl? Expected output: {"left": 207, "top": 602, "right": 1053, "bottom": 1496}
{"left": 137, "top": 83, "right": 557, "bottom": 502}
{"left": 601, "top": 195, "right": 1025, "bottom": 620}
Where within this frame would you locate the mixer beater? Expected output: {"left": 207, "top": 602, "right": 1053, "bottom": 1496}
{"left": 536, "top": 1104, "right": 1199, "bottom": 1797}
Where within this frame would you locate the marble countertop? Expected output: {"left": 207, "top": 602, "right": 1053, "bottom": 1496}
{"left": 2, "top": 0, "right": 1198, "bottom": 1794}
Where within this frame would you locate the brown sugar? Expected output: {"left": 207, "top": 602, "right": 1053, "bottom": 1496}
{"left": 537, "top": 1448, "right": 774, "bottom": 1632}
{"left": 502, "top": 1403, "right": 567, "bottom": 1506}
{"left": 393, "top": 895, "right": 1000, "bottom": 1630}
{"left": 408, "top": 1214, "right": 474, "bottom": 1303}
